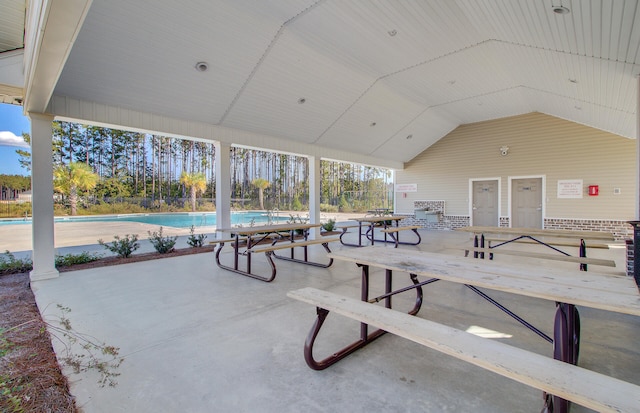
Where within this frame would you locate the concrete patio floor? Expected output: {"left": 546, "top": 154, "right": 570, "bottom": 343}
{"left": 30, "top": 230, "right": 639, "bottom": 413}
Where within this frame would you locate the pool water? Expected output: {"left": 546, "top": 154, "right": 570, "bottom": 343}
{"left": 0, "top": 211, "right": 291, "bottom": 228}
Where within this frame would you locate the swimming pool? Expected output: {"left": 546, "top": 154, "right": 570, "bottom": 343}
{"left": 0, "top": 211, "right": 291, "bottom": 228}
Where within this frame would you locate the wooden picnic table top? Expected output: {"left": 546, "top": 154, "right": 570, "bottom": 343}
{"left": 327, "top": 246, "right": 640, "bottom": 316}
{"left": 456, "top": 226, "right": 615, "bottom": 241}
{"left": 216, "top": 222, "right": 321, "bottom": 236}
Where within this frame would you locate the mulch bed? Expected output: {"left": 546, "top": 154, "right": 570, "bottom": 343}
{"left": 58, "top": 244, "right": 216, "bottom": 272}
{"left": 1, "top": 245, "right": 216, "bottom": 412}
{"left": 1, "top": 272, "right": 77, "bottom": 412}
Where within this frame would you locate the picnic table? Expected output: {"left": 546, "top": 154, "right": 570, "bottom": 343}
{"left": 456, "top": 226, "right": 615, "bottom": 271}
{"left": 366, "top": 208, "right": 393, "bottom": 216}
{"left": 338, "top": 216, "right": 421, "bottom": 247}
{"left": 212, "top": 223, "right": 339, "bottom": 282}
{"left": 289, "top": 246, "right": 640, "bottom": 413}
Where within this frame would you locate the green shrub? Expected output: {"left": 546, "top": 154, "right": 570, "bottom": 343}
{"left": 196, "top": 201, "right": 216, "bottom": 211}
{"left": 187, "top": 226, "right": 207, "bottom": 248}
{"left": 147, "top": 227, "right": 177, "bottom": 254}
{"left": 82, "top": 202, "right": 147, "bottom": 215}
{"left": 98, "top": 234, "right": 140, "bottom": 258}
{"left": 55, "top": 251, "right": 104, "bottom": 268}
{"left": 321, "top": 218, "right": 336, "bottom": 232}
{"left": 320, "top": 203, "right": 339, "bottom": 213}
{"left": 0, "top": 251, "right": 32, "bottom": 275}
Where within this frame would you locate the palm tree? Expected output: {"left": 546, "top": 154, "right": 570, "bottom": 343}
{"left": 53, "top": 162, "right": 99, "bottom": 215}
{"left": 180, "top": 172, "right": 207, "bottom": 212}
{"left": 252, "top": 178, "right": 270, "bottom": 210}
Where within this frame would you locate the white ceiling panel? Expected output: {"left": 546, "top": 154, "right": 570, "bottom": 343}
{"left": 436, "top": 87, "right": 532, "bottom": 126}
{"left": 524, "top": 88, "right": 636, "bottom": 139}
{"left": 314, "top": 80, "right": 427, "bottom": 153}
{"left": 379, "top": 41, "right": 517, "bottom": 108}
{"left": 371, "top": 108, "right": 459, "bottom": 162}
{"left": 221, "top": 28, "right": 375, "bottom": 143}
{"left": 285, "top": 0, "right": 483, "bottom": 77}
{"left": 10, "top": 0, "right": 640, "bottom": 165}
{"left": 54, "top": 0, "right": 318, "bottom": 124}
{"left": 0, "top": 0, "right": 24, "bottom": 52}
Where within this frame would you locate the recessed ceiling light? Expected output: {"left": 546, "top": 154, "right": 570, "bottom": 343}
{"left": 388, "top": 29, "right": 397, "bottom": 37}
{"left": 298, "top": 98, "right": 306, "bottom": 104}
{"left": 553, "top": 6, "right": 570, "bottom": 14}
{"left": 195, "top": 62, "right": 209, "bottom": 72}
{"left": 370, "top": 122, "right": 377, "bottom": 127}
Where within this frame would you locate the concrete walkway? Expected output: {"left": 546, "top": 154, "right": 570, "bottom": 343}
{"left": 30, "top": 230, "right": 638, "bottom": 413}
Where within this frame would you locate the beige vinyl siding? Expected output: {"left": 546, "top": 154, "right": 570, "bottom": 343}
{"left": 396, "top": 112, "right": 635, "bottom": 221}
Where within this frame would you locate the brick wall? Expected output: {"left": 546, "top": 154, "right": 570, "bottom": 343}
{"left": 403, "top": 201, "right": 632, "bottom": 241}
{"left": 543, "top": 218, "right": 631, "bottom": 241}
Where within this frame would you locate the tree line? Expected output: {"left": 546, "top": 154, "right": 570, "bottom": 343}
{"left": 0, "top": 174, "right": 30, "bottom": 201}
{"left": 6, "top": 121, "right": 392, "bottom": 214}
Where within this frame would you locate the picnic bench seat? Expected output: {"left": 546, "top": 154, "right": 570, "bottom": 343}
{"left": 288, "top": 287, "right": 640, "bottom": 413}
{"left": 209, "top": 236, "right": 247, "bottom": 245}
{"left": 483, "top": 237, "right": 610, "bottom": 250}
{"left": 379, "top": 225, "right": 422, "bottom": 248}
{"left": 336, "top": 224, "right": 360, "bottom": 231}
{"left": 247, "top": 236, "right": 340, "bottom": 254}
{"left": 243, "top": 236, "right": 341, "bottom": 277}
{"left": 457, "top": 226, "right": 615, "bottom": 271}
{"left": 461, "top": 246, "right": 617, "bottom": 268}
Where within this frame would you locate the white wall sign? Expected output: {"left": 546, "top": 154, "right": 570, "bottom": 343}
{"left": 557, "top": 179, "right": 583, "bottom": 198}
{"left": 395, "top": 183, "right": 417, "bottom": 192}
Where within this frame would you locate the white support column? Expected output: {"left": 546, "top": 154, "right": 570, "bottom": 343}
{"left": 29, "top": 113, "right": 58, "bottom": 281}
{"left": 215, "top": 141, "right": 231, "bottom": 231}
{"left": 308, "top": 155, "right": 321, "bottom": 238}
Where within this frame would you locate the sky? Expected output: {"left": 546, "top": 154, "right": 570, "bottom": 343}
{"left": 0, "top": 103, "right": 31, "bottom": 176}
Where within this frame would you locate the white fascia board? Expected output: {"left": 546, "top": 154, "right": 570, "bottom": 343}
{"left": 23, "top": 0, "right": 93, "bottom": 113}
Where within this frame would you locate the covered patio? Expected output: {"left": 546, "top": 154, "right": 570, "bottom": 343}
{"left": 2, "top": 0, "right": 640, "bottom": 278}
{"left": 30, "top": 230, "right": 638, "bottom": 412}
{"left": 2, "top": 1, "right": 640, "bottom": 411}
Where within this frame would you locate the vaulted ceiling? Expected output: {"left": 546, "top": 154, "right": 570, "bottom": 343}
{"left": 3, "top": 0, "right": 640, "bottom": 166}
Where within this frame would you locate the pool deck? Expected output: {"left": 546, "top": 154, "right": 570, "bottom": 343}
{"left": 0, "top": 212, "right": 365, "bottom": 258}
